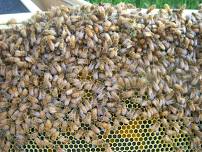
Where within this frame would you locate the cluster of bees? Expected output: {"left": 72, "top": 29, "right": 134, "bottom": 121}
{"left": 0, "top": 3, "right": 202, "bottom": 152}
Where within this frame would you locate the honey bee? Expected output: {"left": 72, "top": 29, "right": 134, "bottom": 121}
{"left": 121, "top": 90, "right": 134, "bottom": 98}
{"left": 162, "top": 135, "right": 172, "bottom": 143}
{"left": 9, "top": 122, "right": 15, "bottom": 135}
{"left": 45, "top": 119, "right": 52, "bottom": 131}
{"left": 111, "top": 32, "right": 119, "bottom": 45}
{"left": 79, "top": 102, "right": 88, "bottom": 114}
{"left": 121, "top": 104, "right": 127, "bottom": 116}
{"left": 174, "top": 148, "right": 183, "bottom": 152}
{"left": 71, "top": 96, "right": 82, "bottom": 106}
{"left": 146, "top": 4, "right": 156, "bottom": 14}
{"left": 34, "top": 137, "right": 44, "bottom": 148}
{"left": 97, "top": 122, "right": 111, "bottom": 138}
{"left": 68, "top": 35, "right": 76, "bottom": 49}
{"left": 199, "top": 112, "right": 202, "bottom": 121}
{"left": 166, "top": 129, "right": 176, "bottom": 137}
{"left": 43, "top": 73, "right": 52, "bottom": 88}
{"left": 163, "top": 4, "right": 171, "bottom": 13}
{"left": 106, "top": 102, "right": 116, "bottom": 108}
{"left": 91, "top": 125, "right": 100, "bottom": 134}
{"left": 0, "top": 40, "right": 8, "bottom": 50}
{"left": 61, "top": 121, "right": 68, "bottom": 132}
{"left": 44, "top": 138, "right": 53, "bottom": 148}
{"left": 84, "top": 99, "right": 93, "bottom": 111}
{"left": 85, "top": 27, "right": 94, "bottom": 38}
{"left": 91, "top": 108, "right": 98, "bottom": 121}
{"left": 75, "top": 129, "right": 84, "bottom": 140}
{"left": 147, "top": 106, "right": 158, "bottom": 118}
{"left": 168, "top": 105, "right": 178, "bottom": 114}
{"left": 176, "top": 94, "right": 186, "bottom": 105}
{"left": 11, "top": 110, "right": 21, "bottom": 120}
{"left": 127, "top": 109, "right": 140, "bottom": 120}
{"left": 92, "top": 139, "right": 103, "bottom": 146}
{"left": 109, "top": 91, "right": 120, "bottom": 101}
{"left": 188, "top": 101, "right": 196, "bottom": 111}
{"left": 58, "top": 136, "right": 69, "bottom": 144}
{"left": 53, "top": 63, "right": 62, "bottom": 73}
{"left": 8, "top": 86, "right": 19, "bottom": 97}
{"left": 109, "top": 47, "right": 118, "bottom": 58}
{"left": 78, "top": 58, "right": 89, "bottom": 65}
{"left": 161, "top": 118, "right": 169, "bottom": 127}
{"left": 72, "top": 90, "right": 84, "bottom": 98}
{"left": 30, "top": 31, "right": 36, "bottom": 45}
{"left": 123, "top": 77, "right": 132, "bottom": 89}
{"left": 103, "top": 33, "right": 112, "bottom": 45}
{"left": 149, "top": 121, "right": 160, "bottom": 132}
{"left": 48, "top": 106, "right": 57, "bottom": 114}
{"left": 97, "top": 6, "right": 105, "bottom": 19}
{"left": 87, "top": 37, "right": 95, "bottom": 48}
{"left": 105, "top": 69, "right": 113, "bottom": 80}
{"left": 191, "top": 137, "right": 201, "bottom": 148}
{"left": 194, "top": 130, "right": 202, "bottom": 139}
{"left": 0, "top": 111, "right": 7, "bottom": 120}
{"left": 14, "top": 50, "right": 26, "bottom": 57}
{"left": 118, "top": 116, "right": 129, "bottom": 124}
{"left": 2, "top": 140, "right": 11, "bottom": 152}
{"left": 68, "top": 108, "right": 76, "bottom": 121}
{"left": 87, "top": 130, "right": 97, "bottom": 139}
{"left": 69, "top": 121, "right": 79, "bottom": 132}
{"left": 105, "top": 143, "right": 113, "bottom": 152}
{"left": 83, "top": 112, "right": 91, "bottom": 125}
{"left": 15, "top": 133, "right": 27, "bottom": 145}
{"left": 90, "top": 14, "right": 98, "bottom": 22}
{"left": 174, "top": 83, "right": 184, "bottom": 92}
{"left": 103, "top": 20, "right": 112, "bottom": 31}
{"left": 117, "top": 77, "right": 125, "bottom": 88}
{"left": 159, "top": 110, "right": 170, "bottom": 117}
{"left": 6, "top": 18, "right": 17, "bottom": 25}
{"left": 27, "top": 95, "right": 39, "bottom": 104}
{"left": 84, "top": 133, "right": 91, "bottom": 143}
{"left": 191, "top": 123, "right": 200, "bottom": 131}
{"left": 50, "top": 128, "right": 60, "bottom": 141}
{"left": 66, "top": 88, "right": 74, "bottom": 96}
{"left": 171, "top": 122, "right": 181, "bottom": 133}
{"left": 110, "top": 117, "right": 119, "bottom": 129}
{"left": 191, "top": 76, "right": 202, "bottom": 85}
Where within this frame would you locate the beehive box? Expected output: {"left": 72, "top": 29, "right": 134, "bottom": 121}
{"left": 0, "top": 2, "right": 201, "bottom": 152}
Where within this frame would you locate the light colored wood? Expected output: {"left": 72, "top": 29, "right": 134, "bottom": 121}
{"left": 21, "top": 0, "right": 41, "bottom": 12}
{"left": 63, "top": 0, "right": 91, "bottom": 6}
{"left": 31, "top": 0, "right": 90, "bottom": 10}
{"left": 37, "top": 0, "right": 66, "bottom": 9}
{"left": 31, "top": 0, "right": 46, "bottom": 10}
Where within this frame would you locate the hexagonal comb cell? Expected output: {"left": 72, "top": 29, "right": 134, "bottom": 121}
{"left": 78, "top": 70, "right": 93, "bottom": 81}
{"left": 82, "top": 90, "right": 94, "bottom": 101}
{"left": 9, "top": 110, "right": 194, "bottom": 152}
{"left": 122, "top": 97, "right": 141, "bottom": 111}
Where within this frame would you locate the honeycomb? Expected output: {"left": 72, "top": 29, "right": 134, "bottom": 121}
{"left": 8, "top": 94, "right": 196, "bottom": 152}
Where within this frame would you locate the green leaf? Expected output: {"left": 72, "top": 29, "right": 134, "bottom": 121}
{"left": 89, "top": 0, "right": 201, "bottom": 9}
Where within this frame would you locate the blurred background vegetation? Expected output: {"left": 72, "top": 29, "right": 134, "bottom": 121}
{"left": 87, "top": 0, "right": 202, "bottom": 9}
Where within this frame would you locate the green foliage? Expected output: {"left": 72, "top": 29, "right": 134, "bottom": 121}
{"left": 87, "top": 0, "right": 202, "bottom": 9}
